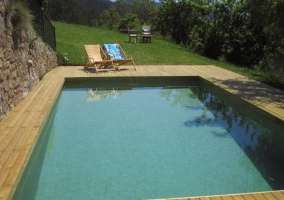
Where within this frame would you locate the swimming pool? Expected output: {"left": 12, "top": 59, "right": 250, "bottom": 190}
{"left": 13, "top": 77, "right": 284, "bottom": 200}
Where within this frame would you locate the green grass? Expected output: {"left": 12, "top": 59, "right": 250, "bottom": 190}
{"left": 53, "top": 21, "right": 283, "bottom": 90}
{"left": 54, "top": 21, "right": 228, "bottom": 66}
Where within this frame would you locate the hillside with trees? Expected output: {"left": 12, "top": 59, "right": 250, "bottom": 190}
{"left": 154, "top": 0, "right": 283, "bottom": 80}
{"left": 44, "top": 0, "right": 283, "bottom": 88}
{"left": 47, "top": 0, "right": 113, "bottom": 26}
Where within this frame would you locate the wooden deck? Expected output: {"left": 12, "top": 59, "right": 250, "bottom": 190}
{"left": 0, "top": 65, "right": 284, "bottom": 200}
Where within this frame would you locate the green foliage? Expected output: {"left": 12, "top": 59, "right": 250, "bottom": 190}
{"left": 57, "top": 52, "right": 70, "bottom": 66}
{"left": 155, "top": 0, "right": 196, "bottom": 45}
{"left": 37, "top": 0, "right": 48, "bottom": 12}
{"left": 47, "top": 0, "right": 112, "bottom": 26}
{"left": 94, "top": 7, "right": 121, "bottom": 30}
{"left": 119, "top": 13, "right": 140, "bottom": 30}
{"left": 155, "top": 0, "right": 284, "bottom": 74}
{"left": 47, "top": 0, "right": 85, "bottom": 24}
{"left": 247, "top": 0, "right": 284, "bottom": 70}
{"left": 5, "top": 0, "right": 33, "bottom": 32}
{"left": 95, "top": 0, "right": 157, "bottom": 31}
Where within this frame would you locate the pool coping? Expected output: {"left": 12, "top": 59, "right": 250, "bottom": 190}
{"left": 0, "top": 65, "right": 284, "bottom": 200}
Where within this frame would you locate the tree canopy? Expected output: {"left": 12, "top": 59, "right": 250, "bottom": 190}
{"left": 155, "top": 0, "right": 284, "bottom": 70}
{"left": 47, "top": 0, "right": 113, "bottom": 26}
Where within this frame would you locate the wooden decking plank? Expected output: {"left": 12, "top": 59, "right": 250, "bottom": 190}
{"left": 24, "top": 97, "right": 42, "bottom": 112}
{"left": 34, "top": 109, "right": 52, "bottom": 127}
{"left": 261, "top": 192, "right": 278, "bottom": 200}
{"left": 0, "top": 134, "right": 6, "bottom": 152}
{"left": 14, "top": 124, "right": 35, "bottom": 151}
{"left": 41, "top": 98, "right": 55, "bottom": 114}
{"left": 2, "top": 128, "right": 25, "bottom": 154}
{"left": 25, "top": 110, "right": 42, "bottom": 128}
{"left": 3, "top": 148, "right": 30, "bottom": 188}
{"left": 199, "top": 197, "right": 210, "bottom": 200}
{"left": 0, "top": 151, "right": 10, "bottom": 172}
{"left": 271, "top": 191, "right": 284, "bottom": 199}
{"left": 24, "top": 82, "right": 45, "bottom": 101}
{"left": 231, "top": 195, "right": 244, "bottom": 200}
{"left": 209, "top": 196, "right": 223, "bottom": 200}
{"left": 240, "top": 194, "right": 255, "bottom": 200}
{"left": 37, "top": 83, "right": 53, "bottom": 101}
{"left": 6, "top": 110, "right": 30, "bottom": 129}
{"left": 0, "top": 164, "right": 9, "bottom": 189}
{"left": 135, "top": 66, "right": 148, "bottom": 76}
{"left": 1, "top": 151, "right": 19, "bottom": 173}
{"left": 0, "top": 128, "right": 11, "bottom": 148}
{"left": 34, "top": 111, "right": 47, "bottom": 128}
{"left": 221, "top": 195, "right": 234, "bottom": 200}
{"left": 0, "top": 127, "right": 22, "bottom": 154}
{"left": 3, "top": 112, "right": 19, "bottom": 129}
{"left": 47, "top": 85, "right": 62, "bottom": 101}
{"left": 3, "top": 163, "right": 22, "bottom": 191}
{"left": 264, "top": 106, "right": 284, "bottom": 120}
{"left": 24, "top": 127, "right": 40, "bottom": 147}
{"left": 250, "top": 193, "right": 267, "bottom": 200}
{"left": 21, "top": 109, "right": 40, "bottom": 127}
{"left": 0, "top": 151, "right": 19, "bottom": 189}
{"left": 0, "top": 185, "right": 11, "bottom": 200}
{"left": 37, "top": 91, "right": 54, "bottom": 111}
{"left": 140, "top": 65, "right": 156, "bottom": 76}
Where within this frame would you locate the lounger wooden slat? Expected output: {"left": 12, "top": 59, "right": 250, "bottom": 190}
{"left": 84, "top": 45, "right": 116, "bottom": 74}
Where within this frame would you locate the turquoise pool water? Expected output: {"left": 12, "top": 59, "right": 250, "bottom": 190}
{"left": 14, "top": 83, "right": 284, "bottom": 200}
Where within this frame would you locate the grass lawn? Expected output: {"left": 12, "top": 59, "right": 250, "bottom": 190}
{"left": 53, "top": 21, "right": 233, "bottom": 67}
{"left": 53, "top": 21, "right": 283, "bottom": 90}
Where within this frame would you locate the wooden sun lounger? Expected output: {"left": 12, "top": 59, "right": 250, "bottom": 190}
{"left": 102, "top": 44, "right": 136, "bottom": 71}
{"left": 84, "top": 45, "right": 116, "bottom": 74}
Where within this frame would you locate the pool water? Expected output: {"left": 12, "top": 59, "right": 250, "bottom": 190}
{"left": 14, "top": 85, "right": 284, "bottom": 200}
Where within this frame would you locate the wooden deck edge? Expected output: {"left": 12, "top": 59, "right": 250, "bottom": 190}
{"left": 152, "top": 190, "right": 284, "bottom": 200}
{"left": 6, "top": 78, "right": 65, "bottom": 200}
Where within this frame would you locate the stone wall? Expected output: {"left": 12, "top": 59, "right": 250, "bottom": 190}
{"left": 0, "top": 1, "right": 58, "bottom": 121}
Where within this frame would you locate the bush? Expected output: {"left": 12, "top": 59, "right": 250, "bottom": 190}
{"left": 118, "top": 13, "right": 141, "bottom": 31}
{"left": 5, "top": 0, "right": 33, "bottom": 32}
{"left": 57, "top": 52, "right": 70, "bottom": 66}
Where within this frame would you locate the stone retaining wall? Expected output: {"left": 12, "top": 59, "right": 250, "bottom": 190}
{"left": 0, "top": 1, "right": 58, "bottom": 121}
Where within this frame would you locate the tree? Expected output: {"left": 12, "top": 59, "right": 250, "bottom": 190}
{"left": 95, "top": 7, "right": 121, "bottom": 30}
{"left": 247, "top": 0, "right": 284, "bottom": 70}
{"left": 36, "top": 0, "right": 48, "bottom": 12}
{"left": 155, "top": 0, "right": 283, "bottom": 70}
{"left": 96, "top": 0, "right": 157, "bottom": 31}
{"left": 119, "top": 13, "right": 140, "bottom": 30}
{"left": 47, "top": 0, "right": 113, "bottom": 26}
{"left": 155, "top": 0, "right": 194, "bottom": 45}
{"left": 48, "top": 0, "right": 85, "bottom": 24}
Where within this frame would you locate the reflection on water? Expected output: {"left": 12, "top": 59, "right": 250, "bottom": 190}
{"left": 86, "top": 88, "right": 131, "bottom": 102}
{"left": 159, "top": 86, "right": 284, "bottom": 190}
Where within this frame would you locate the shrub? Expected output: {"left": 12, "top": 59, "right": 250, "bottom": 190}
{"left": 5, "top": 0, "right": 33, "bottom": 32}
